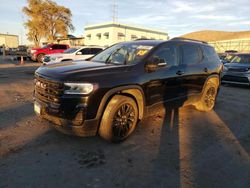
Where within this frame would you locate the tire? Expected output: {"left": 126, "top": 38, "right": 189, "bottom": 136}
{"left": 37, "top": 54, "right": 45, "bottom": 63}
{"left": 98, "top": 95, "right": 138, "bottom": 142}
{"left": 195, "top": 80, "right": 219, "bottom": 112}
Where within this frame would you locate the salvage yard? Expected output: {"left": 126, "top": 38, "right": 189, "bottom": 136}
{"left": 0, "top": 59, "right": 250, "bottom": 188}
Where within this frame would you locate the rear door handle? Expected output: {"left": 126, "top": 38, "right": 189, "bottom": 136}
{"left": 204, "top": 68, "right": 208, "bottom": 72}
{"left": 176, "top": 70, "right": 184, "bottom": 75}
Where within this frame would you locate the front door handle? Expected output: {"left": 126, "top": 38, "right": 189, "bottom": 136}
{"left": 176, "top": 70, "right": 184, "bottom": 75}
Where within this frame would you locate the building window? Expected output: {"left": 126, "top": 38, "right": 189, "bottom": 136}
{"left": 118, "top": 32, "right": 125, "bottom": 40}
{"left": 86, "top": 34, "right": 91, "bottom": 40}
{"left": 103, "top": 32, "right": 109, "bottom": 39}
{"left": 131, "top": 35, "right": 138, "bottom": 40}
{"left": 96, "top": 33, "right": 101, "bottom": 40}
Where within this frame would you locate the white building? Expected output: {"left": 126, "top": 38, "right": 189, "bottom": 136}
{"left": 0, "top": 34, "right": 19, "bottom": 48}
{"left": 84, "top": 22, "right": 168, "bottom": 47}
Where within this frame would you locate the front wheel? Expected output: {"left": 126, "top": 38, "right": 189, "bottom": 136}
{"left": 195, "top": 80, "right": 218, "bottom": 112}
{"left": 37, "top": 54, "right": 45, "bottom": 63}
{"left": 98, "top": 95, "right": 138, "bottom": 142}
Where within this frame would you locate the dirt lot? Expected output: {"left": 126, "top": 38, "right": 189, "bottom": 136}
{"left": 0, "top": 59, "right": 250, "bottom": 188}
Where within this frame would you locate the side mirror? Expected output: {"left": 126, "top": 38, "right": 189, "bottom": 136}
{"left": 146, "top": 57, "right": 167, "bottom": 72}
{"left": 76, "top": 51, "right": 82, "bottom": 55}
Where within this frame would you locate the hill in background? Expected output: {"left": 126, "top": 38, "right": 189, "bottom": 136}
{"left": 180, "top": 30, "right": 250, "bottom": 42}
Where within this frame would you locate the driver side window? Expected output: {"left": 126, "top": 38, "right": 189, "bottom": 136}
{"left": 151, "top": 45, "right": 178, "bottom": 67}
{"left": 80, "top": 48, "right": 91, "bottom": 55}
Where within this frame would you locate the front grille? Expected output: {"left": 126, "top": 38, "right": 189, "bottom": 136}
{"left": 222, "top": 75, "right": 249, "bottom": 83}
{"left": 228, "top": 67, "right": 249, "bottom": 72}
{"left": 43, "top": 56, "right": 51, "bottom": 62}
{"left": 34, "top": 74, "right": 64, "bottom": 104}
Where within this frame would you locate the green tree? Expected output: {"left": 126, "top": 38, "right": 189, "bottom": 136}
{"left": 23, "top": 0, "right": 74, "bottom": 46}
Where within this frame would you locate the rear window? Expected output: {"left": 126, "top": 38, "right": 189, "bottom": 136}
{"left": 202, "top": 46, "right": 220, "bottom": 63}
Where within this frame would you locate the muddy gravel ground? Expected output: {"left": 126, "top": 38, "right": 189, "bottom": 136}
{"left": 0, "top": 60, "right": 250, "bottom": 188}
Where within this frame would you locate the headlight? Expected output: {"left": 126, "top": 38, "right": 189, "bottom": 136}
{"left": 222, "top": 65, "right": 228, "bottom": 72}
{"left": 64, "top": 83, "right": 94, "bottom": 95}
{"left": 31, "top": 50, "right": 36, "bottom": 53}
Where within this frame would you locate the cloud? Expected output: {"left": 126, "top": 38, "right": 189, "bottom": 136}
{"left": 192, "top": 15, "right": 238, "bottom": 21}
{"left": 171, "top": 1, "right": 215, "bottom": 13}
{"left": 1, "top": 0, "right": 250, "bottom": 43}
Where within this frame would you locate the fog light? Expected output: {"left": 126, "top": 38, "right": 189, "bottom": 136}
{"left": 72, "top": 109, "right": 85, "bottom": 126}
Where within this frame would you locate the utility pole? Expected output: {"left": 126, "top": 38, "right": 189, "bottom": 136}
{"left": 112, "top": 0, "right": 118, "bottom": 22}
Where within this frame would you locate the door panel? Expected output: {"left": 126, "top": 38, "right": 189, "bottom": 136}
{"left": 180, "top": 44, "right": 207, "bottom": 96}
{"left": 144, "top": 44, "right": 184, "bottom": 106}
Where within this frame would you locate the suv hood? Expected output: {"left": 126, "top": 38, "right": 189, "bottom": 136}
{"left": 225, "top": 63, "right": 250, "bottom": 68}
{"left": 35, "top": 61, "right": 129, "bottom": 81}
{"left": 224, "top": 63, "right": 250, "bottom": 72}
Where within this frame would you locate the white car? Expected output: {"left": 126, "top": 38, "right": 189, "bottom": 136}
{"left": 43, "top": 46, "right": 104, "bottom": 64}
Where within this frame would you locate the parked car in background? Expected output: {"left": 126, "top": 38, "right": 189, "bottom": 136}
{"left": 222, "top": 53, "right": 250, "bottom": 86}
{"left": 16, "top": 45, "right": 29, "bottom": 58}
{"left": 34, "top": 38, "right": 222, "bottom": 142}
{"left": 43, "top": 46, "right": 104, "bottom": 65}
{"left": 30, "top": 44, "right": 69, "bottom": 63}
{"left": 219, "top": 52, "right": 238, "bottom": 64}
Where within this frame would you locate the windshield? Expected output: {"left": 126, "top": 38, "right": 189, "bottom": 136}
{"left": 42, "top": 45, "right": 50, "bottom": 49}
{"left": 225, "top": 54, "right": 235, "bottom": 62}
{"left": 63, "top": 48, "right": 79, "bottom": 54}
{"left": 231, "top": 55, "right": 250, "bottom": 64}
{"left": 91, "top": 43, "right": 154, "bottom": 65}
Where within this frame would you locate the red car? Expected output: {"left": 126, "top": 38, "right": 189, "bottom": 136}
{"left": 30, "top": 44, "right": 69, "bottom": 63}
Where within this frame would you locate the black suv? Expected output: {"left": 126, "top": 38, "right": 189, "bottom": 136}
{"left": 34, "top": 38, "right": 222, "bottom": 142}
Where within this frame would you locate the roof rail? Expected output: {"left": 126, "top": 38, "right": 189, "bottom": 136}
{"left": 171, "top": 37, "right": 208, "bottom": 44}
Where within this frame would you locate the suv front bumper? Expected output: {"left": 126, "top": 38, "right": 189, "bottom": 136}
{"left": 221, "top": 72, "right": 250, "bottom": 85}
{"left": 34, "top": 99, "right": 99, "bottom": 137}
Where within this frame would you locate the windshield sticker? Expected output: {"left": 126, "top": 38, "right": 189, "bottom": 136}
{"left": 136, "top": 49, "right": 149, "bottom": 56}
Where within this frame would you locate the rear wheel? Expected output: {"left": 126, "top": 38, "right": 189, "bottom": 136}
{"left": 195, "top": 80, "right": 218, "bottom": 112}
{"left": 37, "top": 54, "right": 45, "bottom": 63}
{"left": 98, "top": 95, "right": 138, "bottom": 142}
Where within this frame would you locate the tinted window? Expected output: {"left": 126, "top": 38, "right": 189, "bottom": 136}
{"left": 59, "top": 45, "right": 68, "bottom": 49}
{"left": 202, "top": 46, "right": 220, "bottom": 63}
{"left": 52, "top": 45, "right": 67, "bottom": 50}
{"left": 231, "top": 55, "right": 250, "bottom": 64}
{"left": 151, "top": 45, "right": 178, "bottom": 67}
{"left": 80, "top": 48, "right": 92, "bottom": 55}
{"left": 91, "top": 48, "right": 103, "bottom": 54}
{"left": 51, "top": 45, "right": 58, "bottom": 50}
{"left": 181, "top": 44, "right": 201, "bottom": 65}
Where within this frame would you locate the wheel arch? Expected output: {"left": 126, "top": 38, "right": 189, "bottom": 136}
{"left": 37, "top": 53, "right": 45, "bottom": 62}
{"left": 96, "top": 85, "right": 145, "bottom": 121}
{"left": 202, "top": 74, "right": 220, "bottom": 94}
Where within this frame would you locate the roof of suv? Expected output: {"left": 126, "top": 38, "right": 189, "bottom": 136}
{"left": 121, "top": 38, "right": 211, "bottom": 48}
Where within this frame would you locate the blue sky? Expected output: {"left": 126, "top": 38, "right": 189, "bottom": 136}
{"left": 0, "top": 0, "right": 249, "bottom": 44}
